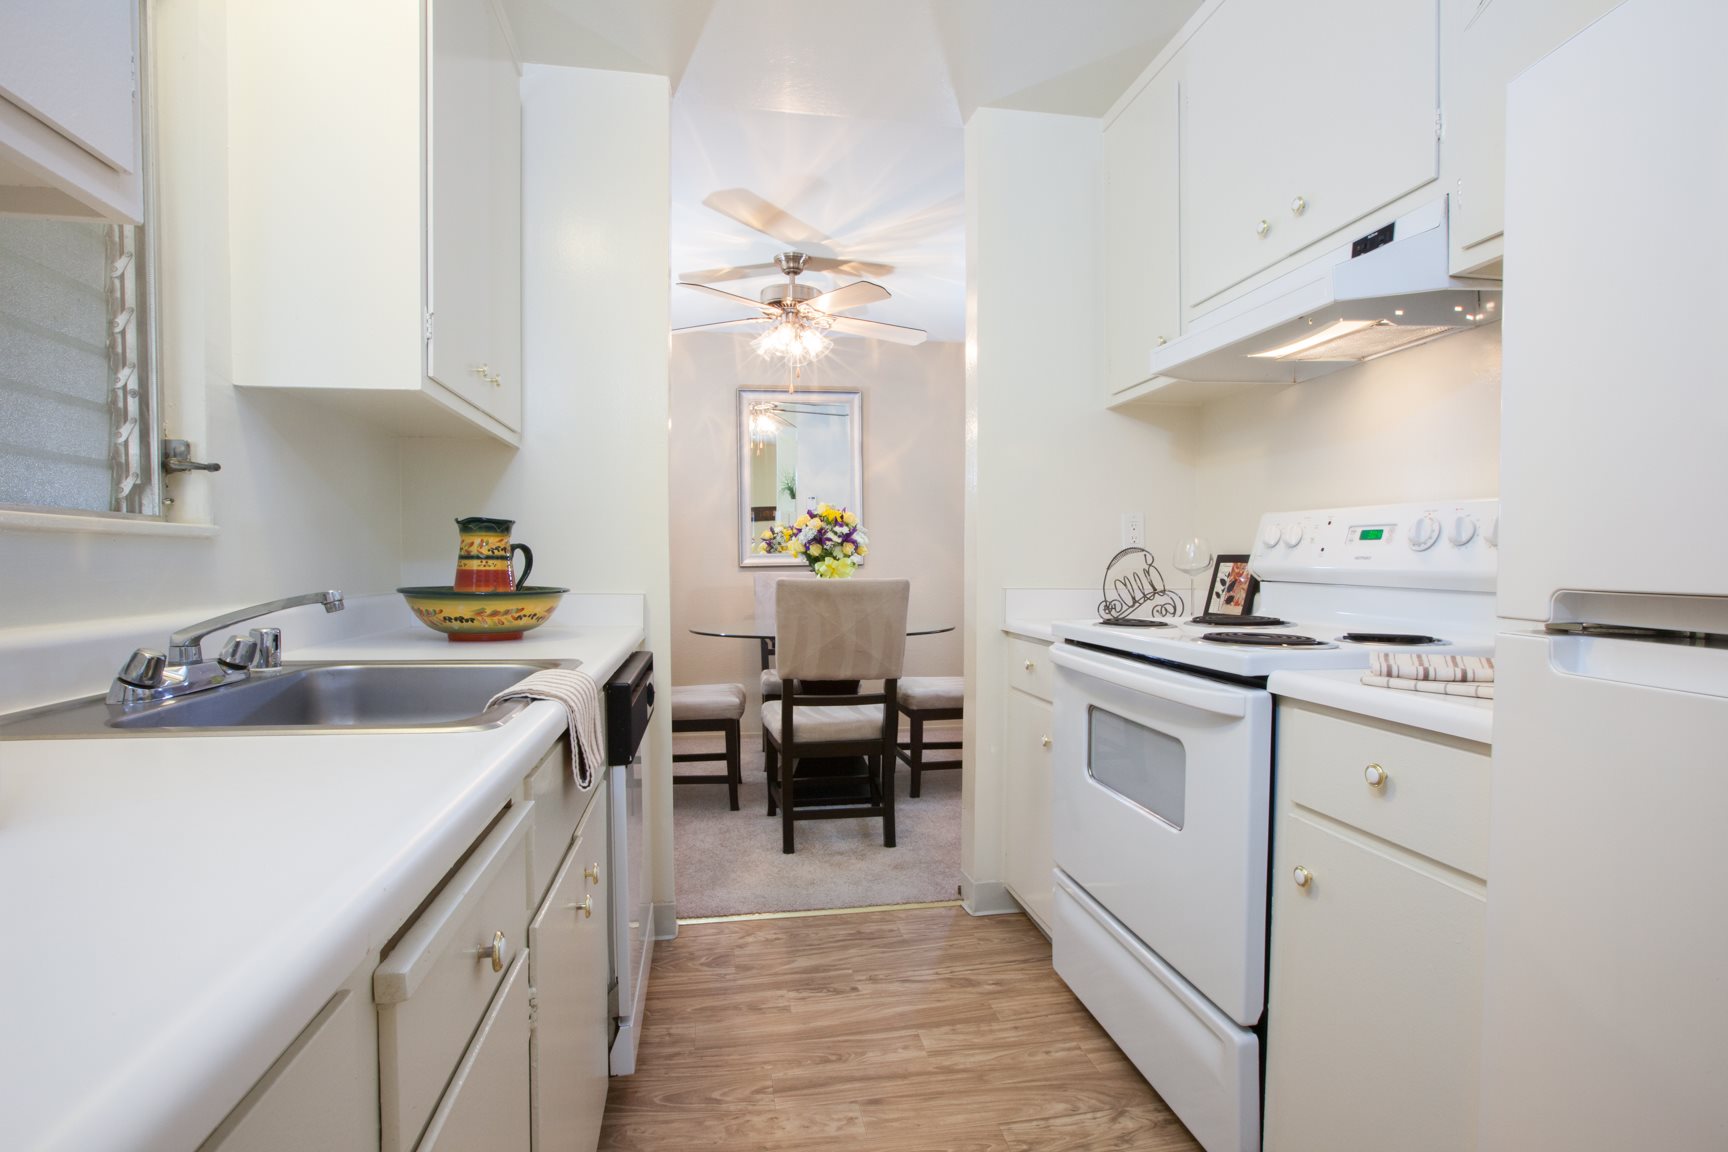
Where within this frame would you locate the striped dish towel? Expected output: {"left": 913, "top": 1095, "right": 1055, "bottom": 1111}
{"left": 1361, "top": 673, "right": 1495, "bottom": 699}
{"left": 1368, "top": 652, "right": 1495, "bottom": 683}
{"left": 488, "top": 667, "right": 604, "bottom": 788}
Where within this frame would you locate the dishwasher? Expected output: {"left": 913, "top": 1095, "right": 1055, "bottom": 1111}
{"left": 603, "top": 650, "right": 654, "bottom": 1075}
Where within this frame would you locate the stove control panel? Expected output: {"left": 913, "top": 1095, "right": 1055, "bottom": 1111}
{"left": 1250, "top": 498, "right": 1499, "bottom": 590}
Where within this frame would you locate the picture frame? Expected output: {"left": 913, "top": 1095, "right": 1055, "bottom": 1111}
{"left": 1204, "top": 554, "right": 1258, "bottom": 617}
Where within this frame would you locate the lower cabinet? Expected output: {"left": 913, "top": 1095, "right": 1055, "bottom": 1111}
{"left": 1264, "top": 702, "right": 1489, "bottom": 1152}
{"left": 419, "top": 954, "right": 532, "bottom": 1152}
{"left": 529, "top": 780, "right": 612, "bottom": 1152}
{"left": 1001, "top": 635, "right": 1055, "bottom": 931}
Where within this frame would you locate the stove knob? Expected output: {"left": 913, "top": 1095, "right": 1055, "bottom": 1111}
{"left": 1407, "top": 513, "right": 1441, "bottom": 552}
{"left": 1281, "top": 521, "right": 1305, "bottom": 547}
{"left": 1261, "top": 522, "right": 1283, "bottom": 548}
{"left": 1484, "top": 515, "right": 1500, "bottom": 549}
{"left": 1447, "top": 515, "right": 1477, "bottom": 547}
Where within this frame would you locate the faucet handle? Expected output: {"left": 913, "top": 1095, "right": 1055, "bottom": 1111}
{"left": 249, "top": 627, "right": 283, "bottom": 669}
{"left": 217, "top": 635, "right": 259, "bottom": 670}
{"left": 118, "top": 649, "right": 167, "bottom": 688}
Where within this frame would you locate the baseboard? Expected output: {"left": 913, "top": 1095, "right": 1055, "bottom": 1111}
{"left": 961, "top": 874, "right": 1020, "bottom": 916}
{"left": 652, "top": 900, "right": 679, "bottom": 940}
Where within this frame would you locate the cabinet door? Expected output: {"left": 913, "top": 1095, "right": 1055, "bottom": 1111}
{"left": 1441, "top": 0, "right": 1623, "bottom": 273}
{"left": 1181, "top": 0, "right": 1440, "bottom": 308}
{"left": 1264, "top": 810, "right": 1485, "bottom": 1152}
{"left": 1002, "top": 690, "right": 1054, "bottom": 931}
{"left": 1103, "top": 71, "right": 1181, "bottom": 395}
{"left": 428, "top": 0, "right": 521, "bottom": 429}
{"left": 418, "top": 953, "right": 532, "bottom": 1152}
{"left": 0, "top": 0, "right": 136, "bottom": 173}
{"left": 529, "top": 784, "right": 611, "bottom": 1152}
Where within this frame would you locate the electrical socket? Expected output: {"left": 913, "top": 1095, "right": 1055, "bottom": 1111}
{"left": 1121, "top": 512, "right": 1145, "bottom": 548}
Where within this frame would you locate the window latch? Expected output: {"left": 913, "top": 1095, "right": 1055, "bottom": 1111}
{"left": 162, "top": 438, "right": 221, "bottom": 474}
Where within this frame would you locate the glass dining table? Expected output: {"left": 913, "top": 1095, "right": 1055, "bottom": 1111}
{"left": 688, "top": 616, "right": 955, "bottom": 674}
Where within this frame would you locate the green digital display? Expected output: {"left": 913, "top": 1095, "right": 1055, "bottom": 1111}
{"left": 1358, "top": 528, "right": 1386, "bottom": 541}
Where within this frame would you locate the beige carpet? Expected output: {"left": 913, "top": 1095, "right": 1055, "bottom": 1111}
{"left": 672, "top": 730, "right": 963, "bottom": 918}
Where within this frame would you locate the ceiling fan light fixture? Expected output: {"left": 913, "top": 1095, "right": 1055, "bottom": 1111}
{"left": 752, "top": 313, "right": 833, "bottom": 367}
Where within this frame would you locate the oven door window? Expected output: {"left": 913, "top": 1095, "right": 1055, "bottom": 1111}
{"left": 1086, "top": 705, "right": 1186, "bottom": 829}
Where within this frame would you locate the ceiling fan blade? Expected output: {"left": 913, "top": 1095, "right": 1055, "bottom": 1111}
{"left": 676, "top": 282, "right": 775, "bottom": 312}
{"left": 702, "top": 189, "right": 832, "bottom": 248}
{"left": 828, "top": 315, "right": 928, "bottom": 346}
{"left": 676, "top": 261, "right": 783, "bottom": 285}
{"left": 805, "top": 281, "right": 891, "bottom": 315}
{"left": 799, "top": 257, "right": 897, "bottom": 279}
{"left": 671, "top": 317, "right": 768, "bottom": 334}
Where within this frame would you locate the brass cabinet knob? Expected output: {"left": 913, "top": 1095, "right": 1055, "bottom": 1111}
{"left": 1024, "top": 660, "right": 1035, "bottom": 671}
{"left": 1255, "top": 218, "right": 1271, "bottom": 238}
{"left": 1040, "top": 735, "right": 1052, "bottom": 749}
{"left": 1291, "top": 195, "right": 1307, "bottom": 216}
{"left": 584, "top": 862, "right": 601, "bottom": 885}
{"left": 1364, "top": 763, "right": 1389, "bottom": 788}
{"left": 470, "top": 364, "right": 491, "bottom": 378}
{"left": 578, "top": 895, "right": 593, "bottom": 919}
{"left": 1292, "top": 866, "right": 1313, "bottom": 889}
{"left": 484, "top": 930, "right": 506, "bottom": 972}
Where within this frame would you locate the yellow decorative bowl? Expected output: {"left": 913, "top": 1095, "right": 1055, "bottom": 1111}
{"left": 397, "top": 585, "right": 569, "bottom": 642}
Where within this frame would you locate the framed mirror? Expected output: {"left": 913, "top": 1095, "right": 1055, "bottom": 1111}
{"left": 738, "top": 388, "right": 862, "bottom": 566}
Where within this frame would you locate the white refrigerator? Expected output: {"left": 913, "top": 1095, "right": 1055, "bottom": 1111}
{"left": 1486, "top": 0, "right": 1728, "bottom": 1147}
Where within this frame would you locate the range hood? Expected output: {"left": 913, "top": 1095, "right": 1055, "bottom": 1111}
{"left": 1147, "top": 198, "right": 1501, "bottom": 385}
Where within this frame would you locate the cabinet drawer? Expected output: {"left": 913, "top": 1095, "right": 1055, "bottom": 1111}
{"left": 524, "top": 738, "right": 599, "bottom": 905}
{"left": 1004, "top": 635, "right": 1054, "bottom": 702}
{"left": 1278, "top": 703, "right": 1488, "bottom": 879}
{"left": 376, "top": 802, "right": 533, "bottom": 1152}
{"left": 418, "top": 952, "right": 531, "bottom": 1152}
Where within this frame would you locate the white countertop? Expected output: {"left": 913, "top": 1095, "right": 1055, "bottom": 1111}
{"left": 0, "top": 607, "right": 643, "bottom": 1151}
{"left": 1270, "top": 668, "right": 1493, "bottom": 745}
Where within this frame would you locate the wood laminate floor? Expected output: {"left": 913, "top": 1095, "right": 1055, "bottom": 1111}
{"left": 599, "top": 905, "right": 1203, "bottom": 1152}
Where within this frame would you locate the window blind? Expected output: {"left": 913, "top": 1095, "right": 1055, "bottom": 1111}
{"left": 0, "top": 216, "right": 150, "bottom": 514}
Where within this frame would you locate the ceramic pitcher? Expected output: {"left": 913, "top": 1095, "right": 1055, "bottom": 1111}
{"left": 453, "top": 517, "right": 534, "bottom": 592}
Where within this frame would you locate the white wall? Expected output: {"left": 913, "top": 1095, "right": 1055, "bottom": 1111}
{"left": 399, "top": 65, "right": 675, "bottom": 909}
{"left": 668, "top": 333, "right": 965, "bottom": 722}
{"left": 1192, "top": 324, "right": 1502, "bottom": 553}
{"left": 964, "top": 108, "right": 1198, "bottom": 907}
{"left": 0, "top": 0, "right": 403, "bottom": 633}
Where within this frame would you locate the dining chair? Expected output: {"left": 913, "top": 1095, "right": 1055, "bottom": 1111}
{"left": 762, "top": 578, "right": 909, "bottom": 854}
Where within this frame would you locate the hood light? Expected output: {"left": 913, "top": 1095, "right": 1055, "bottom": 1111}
{"left": 1249, "top": 319, "right": 1382, "bottom": 360}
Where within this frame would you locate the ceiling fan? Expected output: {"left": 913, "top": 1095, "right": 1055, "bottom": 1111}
{"left": 671, "top": 190, "right": 928, "bottom": 363}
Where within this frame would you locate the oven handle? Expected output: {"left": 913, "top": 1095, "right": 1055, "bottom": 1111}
{"left": 1049, "top": 644, "right": 1249, "bottom": 719}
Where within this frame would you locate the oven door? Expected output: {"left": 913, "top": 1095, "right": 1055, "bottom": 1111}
{"left": 1050, "top": 642, "right": 1272, "bottom": 1026}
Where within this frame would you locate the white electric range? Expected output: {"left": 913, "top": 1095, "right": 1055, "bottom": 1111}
{"left": 1046, "top": 498, "right": 1498, "bottom": 1152}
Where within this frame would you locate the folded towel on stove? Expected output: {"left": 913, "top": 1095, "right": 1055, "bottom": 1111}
{"left": 487, "top": 667, "right": 603, "bottom": 788}
{"left": 1368, "top": 652, "right": 1495, "bottom": 683}
{"left": 1361, "top": 673, "right": 1495, "bottom": 699}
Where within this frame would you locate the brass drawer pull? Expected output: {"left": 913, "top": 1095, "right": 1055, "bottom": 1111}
{"left": 1364, "top": 763, "right": 1389, "bottom": 788}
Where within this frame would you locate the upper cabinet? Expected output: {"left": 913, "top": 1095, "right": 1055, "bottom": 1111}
{"left": 1102, "top": 70, "right": 1182, "bottom": 397}
{"left": 1180, "top": 0, "right": 1441, "bottom": 309}
{"left": 1441, "top": 0, "right": 1624, "bottom": 275}
{"left": 0, "top": 0, "right": 143, "bottom": 221}
{"left": 227, "top": 0, "right": 523, "bottom": 444}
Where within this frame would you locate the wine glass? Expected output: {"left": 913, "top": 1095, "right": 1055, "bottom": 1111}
{"left": 1172, "top": 537, "right": 1213, "bottom": 614}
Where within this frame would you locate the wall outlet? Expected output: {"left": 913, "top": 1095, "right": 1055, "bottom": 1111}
{"left": 1121, "top": 511, "right": 1144, "bottom": 548}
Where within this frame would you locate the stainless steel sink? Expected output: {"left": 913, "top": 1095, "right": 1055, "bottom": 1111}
{"left": 0, "top": 661, "right": 564, "bottom": 738}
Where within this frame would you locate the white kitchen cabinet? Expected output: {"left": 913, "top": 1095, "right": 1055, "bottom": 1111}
{"left": 226, "top": 0, "right": 522, "bottom": 444}
{"left": 1441, "top": 0, "right": 1624, "bottom": 275}
{"left": 1264, "top": 702, "right": 1489, "bottom": 1152}
{"left": 419, "top": 953, "right": 533, "bottom": 1152}
{"left": 529, "top": 779, "right": 611, "bottom": 1152}
{"left": 1001, "top": 636, "right": 1054, "bottom": 931}
{"left": 1103, "top": 69, "right": 1182, "bottom": 396}
{"left": 1180, "top": 0, "right": 1440, "bottom": 308}
{"left": 197, "top": 968, "right": 379, "bottom": 1152}
{"left": 0, "top": 0, "right": 143, "bottom": 221}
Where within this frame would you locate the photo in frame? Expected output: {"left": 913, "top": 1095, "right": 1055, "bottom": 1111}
{"left": 1204, "top": 554, "right": 1258, "bottom": 617}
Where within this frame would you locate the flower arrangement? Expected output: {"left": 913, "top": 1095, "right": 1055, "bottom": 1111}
{"left": 754, "top": 503, "right": 869, "bottom": 578}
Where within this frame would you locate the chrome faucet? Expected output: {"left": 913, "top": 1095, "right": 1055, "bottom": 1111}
{"left": 167, "top": 590, "right": 344, "bottom": 663}
{"left": 110, "top": 590, "right": 344, "bottom": 705}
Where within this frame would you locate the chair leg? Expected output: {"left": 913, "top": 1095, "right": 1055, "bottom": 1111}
{"left": 781, "top": 753, "right": 797, "bottom": 854}
{"left": 725, "top": 720, "right": 741, "bottom": 811}
{"left": 765, "top": 740, "right": 778, "bottom": 816}
{"left": 882, "top": 742, "right": 896, "bottom": 848}
{"left": 909, "top": 714, "right": 925, "bottom": 798}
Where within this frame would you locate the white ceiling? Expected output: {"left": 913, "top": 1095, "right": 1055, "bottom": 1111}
{"left": 500, "top": 0, "right": 1205, "bottom": 342}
